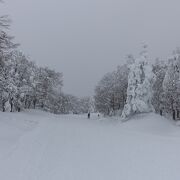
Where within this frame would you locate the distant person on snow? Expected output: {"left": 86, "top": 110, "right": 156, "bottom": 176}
{"left": 88, "top": 112, "right": 90, "bottom": 119}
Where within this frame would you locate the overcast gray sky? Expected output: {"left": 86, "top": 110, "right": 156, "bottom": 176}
{"left": 1, "top": 0, "right": 180, "bottom": 97}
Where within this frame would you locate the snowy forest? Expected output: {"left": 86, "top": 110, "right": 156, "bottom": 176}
{"left": 94, "top": 46, "right": 180, "bottom": 120}
{"left": 1, "top": 2, "right": 180, "bottom": 121}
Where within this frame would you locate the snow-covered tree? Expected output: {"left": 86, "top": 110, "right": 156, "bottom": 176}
{"left": 0, "top": 3, "right": 68, "bottom": 114}
{"left": 113, "top": 64, "right": 129, "bottom": 114}
{"left": 121, "top": 45, "right": 155, "bottom": 119}
{"left": 7, "top": 51, "right": 33, "bottom": 111}
{"left": 0, "top": 4, "right": 18, "bottom": 112}
{"left": 94, "top": 64, "right": 129, "bottom": 115}
{"left": 33, "top": 67, "right": 63, "bottom": 111}
{"left": 162, "top": 50, "right": 180, "bottom": 119}
{"left": 152, "top": 58, "right": 167, "bottom": 114}
{"left": 94, "top": 72, "right": 115, "bottom": 115}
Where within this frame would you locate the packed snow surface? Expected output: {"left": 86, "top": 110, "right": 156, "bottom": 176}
{"left": 0, "top": 110, "right": 180, "bottom": 180}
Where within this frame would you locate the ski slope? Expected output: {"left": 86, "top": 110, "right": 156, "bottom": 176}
{"left": 0, "top": 110, "right": 180, "bottom": 180}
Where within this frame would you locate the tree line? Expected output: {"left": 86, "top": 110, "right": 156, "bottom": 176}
{"left": 94, "top": 46, "right": 180, "bottom": 120}
{"left": 2, "top": 2, "right": 180, "bottom": 119}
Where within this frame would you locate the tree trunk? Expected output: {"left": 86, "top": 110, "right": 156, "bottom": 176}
{"left": 28, "top": 101, "right": 31, "bottom": 109}
{"left": 177, "top": 109, "right": 180, "bottom": 119}
{"left": 2, "top": 102, "right": 5, "bottom": 112}
{"left": 18, "top": 107, "right": 20, "bottom": 112}
{"left": 173, "top": 109, "right": 176, "bottom": 120}
{"left": 10, "top": 102, "right": 13, "bottom": 112}
{"left": 33, "top": 99, "right": 36, "bottom": 109}
{"left": 25, "top": 98, "right": 27, "bottom": 109}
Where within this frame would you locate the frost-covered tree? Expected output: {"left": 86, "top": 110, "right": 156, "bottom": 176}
{"left": 94, "top": 64, "right": 129, "bottom": 115}
{"left": 78, "top": 97, "right": 91, "bottom": 114}
{"left": 162, "top": 50, "right": 180, "bottom": 119}
{"left": 0, "top": 48, "right": 64, "bottom": 113}
{"left": 94, "top": 72, "right": 115, "bottom": 115}
{"left": 0, "top": 2, "right": 67, "bottom": 114}
{"left": 113, "top": 64, "right": 129, "bottom": 114}
{"left": 64, "top": 94, "right": 80, "bottom": 114}
{"left": 152, "top": 58, "right": 167, "bottom": 114}
{"left": 33, "top": 67, "right": 63, "bottom": 111}
{"left": 121, "top": 45, "right": 155, "bottom": 119}
{"left": 0, "top": 8, "right": 18, "bottom": 111}
{"left": 58, "top": 94, "right": 92, "bottom": 115}
{"left": 0, "top": 16, "right": 17, "bottom": 54}
{"left": 7, "top": 51, "right": 33, "bottom": 111}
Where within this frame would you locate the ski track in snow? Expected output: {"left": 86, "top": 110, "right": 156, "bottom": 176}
{"left": 0, "top": 110, "right": 180, "bottom": 180}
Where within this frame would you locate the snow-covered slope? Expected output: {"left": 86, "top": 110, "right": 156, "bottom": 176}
{"left": 121, "top": 113, "right": 179, "bottom": 136}
{"left": 0, "top": 110, "right": 180, "bottom": 180}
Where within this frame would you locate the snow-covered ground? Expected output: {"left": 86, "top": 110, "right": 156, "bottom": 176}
{"left": 0, "top": 110, "right": 180, "bottom": 180}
